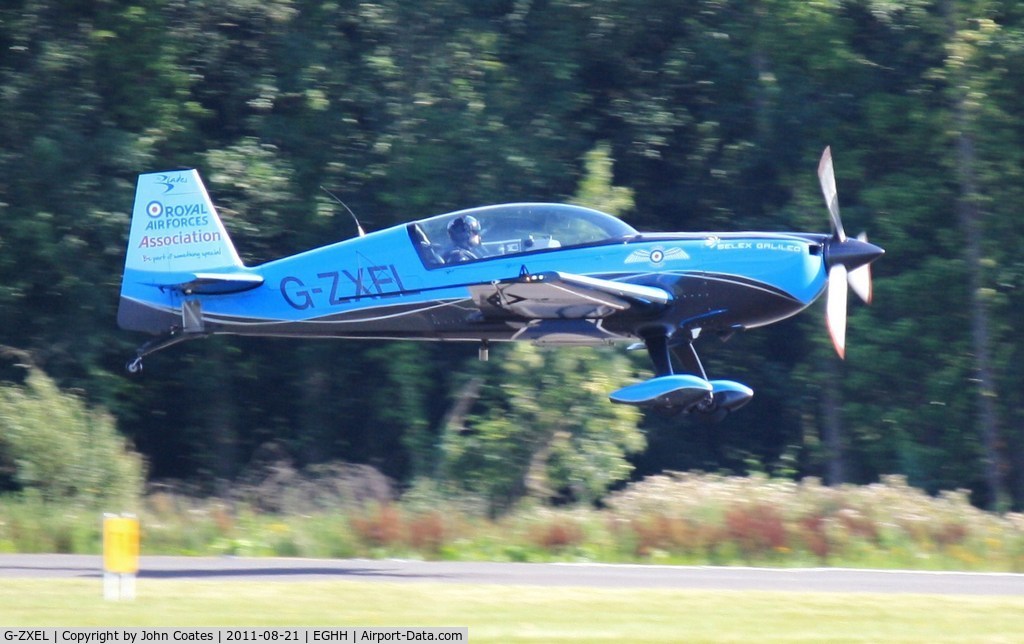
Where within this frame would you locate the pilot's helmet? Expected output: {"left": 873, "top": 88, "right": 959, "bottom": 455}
{"left": 448, "top": 215, "right": 482, "bottom": 248}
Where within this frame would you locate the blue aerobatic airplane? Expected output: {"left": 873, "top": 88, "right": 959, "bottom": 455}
{"left": 119, "top": 147, "right": 882, "bottom": 421}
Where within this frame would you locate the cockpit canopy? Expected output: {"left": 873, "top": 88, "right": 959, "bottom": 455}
{"left": 408, "top": 203, "right": 638, "bottom": 268}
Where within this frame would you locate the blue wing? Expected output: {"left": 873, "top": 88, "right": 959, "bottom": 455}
{"left": 468, "top": 271, "right": 671, "bottom": 320}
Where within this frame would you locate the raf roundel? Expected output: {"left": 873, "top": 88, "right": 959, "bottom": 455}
{"left": 146, "top": 201, "right": 163, "bottom": 218}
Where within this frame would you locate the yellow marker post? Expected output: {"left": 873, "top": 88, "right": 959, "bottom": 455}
{"left": 102, "top": 514, "right": 139, "bottom": 600}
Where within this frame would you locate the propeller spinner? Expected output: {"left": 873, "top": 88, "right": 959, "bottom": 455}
{"left": 817, "top": 147, "right": 884, "bottom": 358}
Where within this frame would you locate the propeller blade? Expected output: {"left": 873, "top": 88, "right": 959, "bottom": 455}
{"left": 826, "top": 264, "right": 848, "bottom": 359}
{"left": 848, "top": 232, "right": 873, "bottom": 304}
{"left": 818, "top": 146, "right": 846, "bottom": 243}
{"left": 817, "top": 149, "right": 881, "bottom": 358}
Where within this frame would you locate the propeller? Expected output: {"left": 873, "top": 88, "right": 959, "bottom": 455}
{"left": 817, "top": 146, "right": 884, "bottom": 359}
{"left": 825, "top": 263, "right": 848, "bottom": 359}
{"left": 848, "top": 232, "right": 873, "bottom": 305}
{"left": 818, "top": 147, "right": 845, "bottom": 243}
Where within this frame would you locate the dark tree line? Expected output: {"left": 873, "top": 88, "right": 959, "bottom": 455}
{"left": 2, "top": 0, "right": 1024, "bottom": 509}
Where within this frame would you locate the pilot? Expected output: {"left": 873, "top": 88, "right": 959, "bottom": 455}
{"left": 445, "top": 215, "right": 482, "bottom": 263}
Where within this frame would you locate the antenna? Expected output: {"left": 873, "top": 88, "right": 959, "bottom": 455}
{"left": 320, "top": 186, "right": 366, "bottom": 237}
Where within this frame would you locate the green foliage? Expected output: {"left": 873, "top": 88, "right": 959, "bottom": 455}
{"left": 0, "top": 366, "right": 144, "bottom": 507}
{"left": 571, "top": 142, "right": 635, "bottom": 216}
{"left": 2, "top": 0, "right": 1024, "bottom": 509}
{"left": 0, "top": 496, "right": 100, "bottom": 554}
{"left": 440, "top": 345, "right": 645, "bottom": 512}
{"left": 4, "top": 475, "right": 1024, "bottom": 573}
{"left": 605, "top": 472, "right": 1024, "bottom": 570}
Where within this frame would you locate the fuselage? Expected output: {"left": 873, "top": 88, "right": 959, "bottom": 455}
{"left": 120, "top": 202, "right": 830, "bottom": 346}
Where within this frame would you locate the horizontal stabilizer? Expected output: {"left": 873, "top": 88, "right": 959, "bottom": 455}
{"left": 137, "top": 271, "right": 265, "bottom": 295}
{"left": 609, "top": 375, "right": 712, "bottom": 408}
{"left": 470, "top": 271, "right": 671, "bottom": 320}
{"left": 175, "top": 272, "right": 264, "bottom": 295}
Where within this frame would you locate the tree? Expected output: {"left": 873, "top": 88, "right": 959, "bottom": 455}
{"left": 944, "top": 7, "right": 1006, "bottom": 509}
{"left": 571, "top": 142, "right": 636, "bottom": 215}
{"left": 4, "top": 0, "right": 1024, "bottom": 508}
{"left": 440, "top": 344, "right": 645, "bottom": 513}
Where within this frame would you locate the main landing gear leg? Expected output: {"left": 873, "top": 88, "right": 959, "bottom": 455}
{"left": 125, "top": 330, "right": 198, "bottom": 375}
{"left": 643, "top": 332, "right": 675, "bottom": 377}
{"left": 674, "top": 341, "right": 715, "bottom": 414}
{"left": 611, "top": 331, "right": 754, "bottom": 420}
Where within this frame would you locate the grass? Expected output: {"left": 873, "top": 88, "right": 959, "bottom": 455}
{"left": 4, "top": 473, "right": 1024, "bottom": 571}
{"left": 2, "top": 579, "right": 1024, "bottom": 642}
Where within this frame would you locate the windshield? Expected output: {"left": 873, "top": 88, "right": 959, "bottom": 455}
{"left": 408, "top": 203, "right": 637, "bottom": 268}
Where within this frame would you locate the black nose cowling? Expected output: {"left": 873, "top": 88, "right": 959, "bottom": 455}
{"left": 825, "top": 237, "right": 885, "bottom": 272}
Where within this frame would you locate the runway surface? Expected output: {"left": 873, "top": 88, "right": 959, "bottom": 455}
{"left": 2, "top": 554, "right": 1023, "bottom": 595}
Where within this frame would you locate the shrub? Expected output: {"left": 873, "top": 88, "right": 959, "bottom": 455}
{"left": 723, "top": 503, "right": 788, "bottom": 560}
{"left": 3, "top": 468, "right": 1023, "bottom": 571}
{"left": 605, "top": 472, "right": 1024, "bottom": 568}
{"left": 0, "top": 366, "right": 144, "bottom": 507}
{"left": 350, "top": 504, "right": 404, "bottom": 549}
{"left": 528, "top": 517, "right": 586, "bottom": 552}
{"left": 406, "top": 511, "right": 448, "bottom": 554}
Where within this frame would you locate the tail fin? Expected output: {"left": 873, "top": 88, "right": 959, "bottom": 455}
{"left": 125, "top": 169, "right": 244, "bottom": 273}
{"left": 119, "top": 170, "right": 262, "bottom": 333}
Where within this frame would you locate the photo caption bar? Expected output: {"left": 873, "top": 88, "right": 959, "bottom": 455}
{"left": 0, "top": 629, "right": 467, "bottom": 644}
